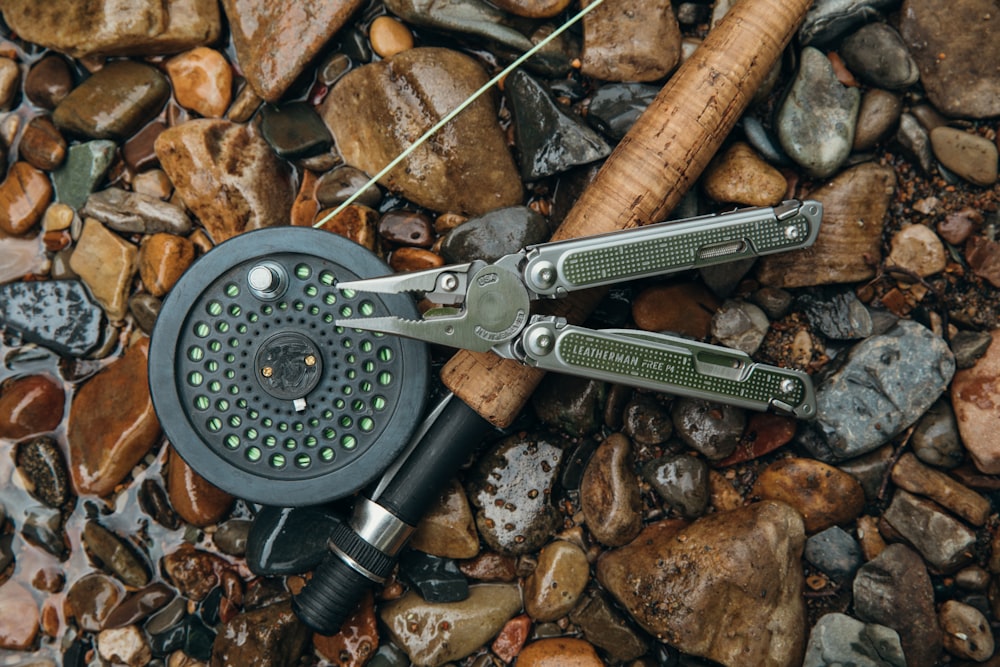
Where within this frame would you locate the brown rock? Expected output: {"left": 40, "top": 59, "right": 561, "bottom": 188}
{"left": 882, "top": 490, "right": 976, "bottom": 572}
{"left": 314, "top": 205, "right": 379, "bottom": 251}
{"left": 756, "top": 162, "right": 895, "bottom": 288}
{"left": 165, "top": 47, "right": 233, "bottom": 118}
{"left": 516, "top": 638, "right": 604, "bottom": 667}
{"left": 580, "top": 433, "right": 642, "bottom": 547}
{"left": 67, "top": 337, "right": 160, "bottom": 496}
{"left": 321, "top": 47, "right": 522, "bottom": 216}
{"left": 0, "top": 580, "right": 39, "bottom": 649}
{"left": 155, "top": 119, "right": 294, "bottom": 242}
{"left": 20, "top": 116, "right": 67, "bottom": 171}
{"left": 754, "top": 458, "right": 864, "bottom": 534}
{"left": 930, "top": 127, "right": 999, "bottom": 186}
{"left": 489, "top": 0, "right": 571, "bottom": 18}
{"left": 409, "top": 478, "right": 480, "bottom": 559}
{"left": 715, "top": 412, "right": 797, "bottom": 466}
{"left": 891, "top": 452, "right": 990, "bottom": 526}
{"left": 369, "top": 16, "right": 413, "bottom": 58}
{"left": 597, "top": 501, "right": 806, "bottom": 666}
{"left": 886, "top": 224, "right": 947, "bottom": 277}
{"left": 0, "top": 374, "right": 65, "bottom": 439}
{"left": 312, "top": 590, "right": 378, "bottom": 666}
{"left": 66, "top": 573, "right": 124, "bottom": 632}
{"left": 457, "top": 552, "right": 517, "bottom": 582}
{"left": 166, "top": 447, "right": 234, "bottom": 527}
{"left": 939, "top": 600, "right": 994, "bottom": 661}
{"left": 221, "top": 0, "right": 363, "bottom": 102}
{"left": 211, "top": 600, "right": 310, "bottom": 667}
{"left": 951, "top": 329, "right": 1000, "bottom": 473}
{"left": 523, "top": 540, "right": 589, "bottom": 622}
{"left": 138, "top": 233, "right": 195, "bottom": 297}
{"left": 24, "top": 54, "right": 73, "bottom": 109}
{"left": 853, "top": 88, "right": 903, "bottom": 151}
{"left": 69, "top": 218, "right": 139, "bottom": 321}
{"left": 0, "top": 161, "right": 53, "bottom": 235}
{"left": 938, "top": 207, "right": 980, "bottom": 245}
{"left": 966, "top": 235, "right": 1000, "bottom": 288}
{"left": 163, "top": 543, "right": 229, "bottom": 601}
{"left": 389, "top": 247, "right": 444, "bottom": 273}
{"left": 702, "top": 141, "right": 788, "bottom": 207}
{"left": 580, "top": 0, "right": 681, "bottom": 82}
{"left": 632, "top": 282, "right": 720, "bottom": 339}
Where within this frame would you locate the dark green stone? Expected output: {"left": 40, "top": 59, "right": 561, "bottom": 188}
{"left": 259, "top": 102, "right": 332, "bottom": 159}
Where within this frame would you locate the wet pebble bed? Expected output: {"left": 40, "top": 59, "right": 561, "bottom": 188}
{"left": 1, "top": 0, "right": 1000, "bottom": 666}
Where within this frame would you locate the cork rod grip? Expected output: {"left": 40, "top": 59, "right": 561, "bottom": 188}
{"left": 441, "top": 0, "right": 813, "bottom": 427}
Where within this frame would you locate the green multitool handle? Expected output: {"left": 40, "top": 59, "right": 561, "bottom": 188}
{"left": 514, "top": 320, "right": 816, "bottom": 418}
{"left": 520, "top": 200, "right": 822, "bottom": 298}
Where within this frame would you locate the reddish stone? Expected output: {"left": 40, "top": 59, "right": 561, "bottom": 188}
{"left": 0, "top": 161, "right": 52, "bottom": 235}
{"left": 313, "top": 590, "right": 378, "bottom": 666}
{"left": 632, "top": 282, "right": 720, "bottom": 339}
{"left": 966, "top": 235, "right": 1000, "bottom": 288}
{"left": 938, "top": 208, "right": 981, "bottom": 245}
{"left": 458, "top": 552, "right": 518, "bottom": 582}
{"left": 0, "top": 374, "right": 65, "bottom": 439}
{"left": 138, "top": 233, "right": 195, "bottom": 297}
{"left": 492, "top": 614, "right": 532, "bottom": 662}
{"left": 714, "top": 413, "right": 797, "bottom": 467}
{"left": 388, "top": 247, "right": 445, "bottom": 273}
{"left": 67, "top": 337, "right": 161, "bottom": 496}
{"left": 162, "top": 543, "right": 230, "bottom": 601}
{"left": 0, "top": 581, "right": 39, "bottom": 649}
{"left": 166, "top": 447, "right": 234, "bottom": 527}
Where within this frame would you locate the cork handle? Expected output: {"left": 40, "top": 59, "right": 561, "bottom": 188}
{"left": 442, "top": 0, "right": 813, "bottom": 427}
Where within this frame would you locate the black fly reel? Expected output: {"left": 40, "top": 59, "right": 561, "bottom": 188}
{"left": 149, "top": 227, "right": 429, "bottom": 506}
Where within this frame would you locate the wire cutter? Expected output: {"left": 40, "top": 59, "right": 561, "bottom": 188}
{"left": 336, "top": 200, "right": 823, "bottom": 418}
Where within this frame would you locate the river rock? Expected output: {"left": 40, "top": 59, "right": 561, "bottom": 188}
{"left": 882, "top": 489, "right": 976, "bottom": 572}
{"left": 803, "top": 613, "right": 905, "bottom": 667}
{"left": 703, "top": 142, "right": 788, "bottom": 207}
{"left": 642, "top": 453, "right": 708, "bottom": 519}
{"left": 165, "top": 448, "right": 233, "bottom": 527}
{"left": 929, "top": 127, "right": 999, "bottom": 187}
{"left": 398, "top": 551, "right": 468, "bottom": 603}
{"left": 951, "top": 328, "right": 1000, "bottom": 473}
{"left": 0, "top": 162, "right": 53, "bottom": 236}
{"left": 66, "top": 572, "right": 124, "bottom": 632}
{"left": 777, "top": 47, "right": 860, "bottom": 178}
{"left": 886, "top": 223, "right": 947, "bottom": 277}
{"left": 491, "top": 0, "right": 570, "bottom": 17}
{"left": 138, "top": 233, "right": 195, "bottom": 297}
{"left": 710, "top": 299, "right": 770, "bottom": 354}
{"left": 586, "top": 82, "right": 659, "bottom": 141}
{"left": 20, "top": 116, "right": 67, "bottom": 171}
{"left": 794, "top": 289, "right": 873, "bottom": 340}
{"left": 517, "top": 638, "right": 604, "bottom": 667}
{"left": 162, "top": 544, "right": 229, "bottom": 601}
{"left": 83, "top": 521, "right": 150, "bottom": 587}
{"left": 580, "top": 433, "right": 642, "bottom": 546}
{"left": 910, "top": 399, "right": 964, "bottom": 469}
{"left": 155, "top": 119, "right": 294, "bottom": 242}
{"left": 379, "top": 584, "right": 521, "bottom": 667}
{"left": 671, "top": 398, "right": 745, "bottom": 460}
{"left": 899, "top": 0, "right": 1000, "bottom": 118}
{"left": 165, "top": 47, "right": 232, "bottom": 118}
{"left": 0, "top": 279, "right": 105, "bottom": 357}
{"left": 938, "top": 599, "right": 994, "bottom": 661}
{"left": 569, "top": 590, "right": 647, "bottom": 661}
{"left": 853, "top": 544, "right": 942, "bottom": 667}
{"left": 632, "top": 282, "right": 720, "bottom": 338}
{"left": 523, "top": 540, "right": 589, "bottom": 621}
{"left": 97, "top": 625, "right": 152, "bottom": 667}
{"left": 409, "top": 478, "right": 480, "bottom": 559}
{"left": 891, "top": 452, "right": 989, "bottom": 526}
{"left": 804, "top": 526, "right": 862, "bottom": 581}
{"left": 320, "top": 47, "right": 522, "bottom": 215}
{"left": 69, "top": 218, "right": 139, "bottom": 321}
{"left": 597, "top": 501, "right": 806, "bottom": 666}
{"left": 82, "top": 187, "right": 193, "bottom": 235}
{"left": 853, "top": 88, "right": 903, "bottom": 152}
{"left": 53, "top": 61, "right": 169, "bottom": 140}
{"left": 0, "top": 374, "right": 64, "bottom": 440}
{"left": 756, "top": 162, "right": 895, "bottom": 287}
{"left": 799, "top": 0, "right": 900, "bottom": 46}
{"left": 0, "top": 580, "right": 39, "bottom": 649}
{"left": 840, "top": 22, "right": 919, "bottom": 90}
{"left": 52, "top": 140, "right": 117, "bottom": 209}
{"left": 211, "top": 600, "right": 309, "bottom": 667}
{"left": 67, "top": 337, "right": 160, "bottom": 496}
{"left": 754, "top": 457, "right": 865, "bottom": 533}
{"left": 580, "top": 0, "right": 680, "bottom": 82}
{"left": 25, "top": 54, "right": 73, "bottom": 110}
{"left": 16, "top": 436, "right": 70, "bottom": 508}
{"left": 246, "top": 505, "right": 339, "bottom": 575}
{"left": 440, "top": 206, "right": 549, "bottom": 263}
{"left": 259, "top": 102, "right": 333, "bottom": 160}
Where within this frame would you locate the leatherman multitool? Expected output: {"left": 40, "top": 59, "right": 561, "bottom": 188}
{"left": 337, "top": 199, "right": 823, "bottom": 418}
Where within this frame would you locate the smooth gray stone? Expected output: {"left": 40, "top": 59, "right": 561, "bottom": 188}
{"left": 440, "top": 205, "right": 549, "bottom": 263}
{"left": 803, "top": 613, "right": 906, "bottom": 667}
{"left": 841, "top": 22, "right": 919, "bottom": 90}
{"left": 804, "top": 526, "right": 863, "bottom": 580}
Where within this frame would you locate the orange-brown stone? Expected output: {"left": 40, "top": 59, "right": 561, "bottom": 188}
{"left": 0, "top": 373, "right": 65, "bottom": 439}
{"left": 631, "top": 282, "right": 721, "bottom": 339}
{"left": 138, "top": 232, "right": 195, "bottom": 297}
{"left": 0, "top": 161, "right": 52, "bottom": 235}
{"left": 753, "top": 457, "right": 865, "bottom": 533}
{"left": 516, "top": 638, "right": 604, "bottom": 667}
{"left": 166, "top": 447, "right": 234, "bottom": 527}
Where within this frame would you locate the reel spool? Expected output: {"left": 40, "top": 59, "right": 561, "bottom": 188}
{"left": 149, "top": 227, "right": 429, "bottom": 506}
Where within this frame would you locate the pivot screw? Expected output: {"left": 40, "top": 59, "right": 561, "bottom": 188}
{"left": 248, "top": 261, "right": 288, "bottom": 300}
{"left": 439, "top": 273, "right": 459, "bottom": 292}
{"left": 261, "top": 366, "right": 274, "bottom": 378}
{"left": 524, "top": 327, "right": 554, "bottom": 357}
{"left": 304, "top": 355, "right": 317, "bottom": 367}
{"left": 528, "top": 261, "right": 558, "bottom": 291}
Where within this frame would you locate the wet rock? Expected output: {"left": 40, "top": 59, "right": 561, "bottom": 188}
{"left": 580, "top": 0, "right": 680, "bottom": 82}
{"left": 0, "top": 57, "right": 18, "bottom": 110}
{"left": 0, "top": 236, "right": 49, "bottom": 284}
{"left": 840, "top": 22, "right": 919, "bottom": 90}
{"left": 532, "top": 374, "right": 604, "bottom": 437}
{"left": 799, "top": 0, "right": 899, "bottom": 46}
{"left": 379, "top": 584, "right": 521, "bottom": 667}
{"left": 67, "top": 337, "right": 159, "bottom": 496}
{"left": 97, "top": 625, "right": 152, "bottom": 667}
{"left": 22, "top": 504, "right": 66, "bottom": 558}
{"left": 314, "top": 204, "right": 379, "bottom": 250}
{"left": 801, "top": 321, "right": 955, "bottom": 462}
{"left": 804, "top": 526, "right": 863, "bottom": 582}
{"left": 20, "top": 116, "right": 67, "bottom": 171}
{"left": 315, "top": 166, "right": 382, "bottom": 209}
{"left": 104, "top": 583, "right": 175, "bottom": 628}
{"left": 53, "top": 61, "right": 169, "bottom": 140}
{"left": 853, "top": 88, "right": 903, "bottom": 151}
{"left": 321, "top": 47, "right": 522, "bottom": 215}
{"left": 211, "top": 600, "right": 309, "bottom": 667}
{"left": 82, "top": 187, "right": 193, "bottom": 235}
{"left": 632, "top": 282, "right": 720, "bottom": 339}
{"left": 0, "top": 162, "right": 53, "bottom": 236}
{"left": 491, "top": 614, "right": 531, "bottom": 663}
{"left": 710, "top": 299, "right": 770, "bottom": 354}
{"left": 671, "top": 398, "right": 745, "bottom": 460}
{"left": 165, "top": 47, "right": 232, "bottom": 118}
{"left": 123, "top": 121, "right": 167, "bottom": 172}
{"left": 891, "top": 452, "right": 989, "bottom": 525}
{"left": 312, "top": 589, "right": 379, "bottom": 666}
{"left": 523, "top": 540, "right": 589, "bottom": 622}
{"left": 213, "top": 519, "right": 251, "bottom": 557}
{"left": 165, "top": 449, "right": 233, "bottom": 527}
{"left": 458, "top": 551, "right": 517, "bottom": 582}
{"left": 246, "top": 505, "right": 339, "bottom": 575}
{"left": 715, "top": 412, "right": 798, "bottom": 466}
{"left": 795, "top": 289, "right": 873, "bottom": 340}
{"left": 369, "top": 15, "right": 414, "bottom": 57}
{"left": 440, "top": 205, "right": 549, "bottom": 264}
{"left": 16, "top": 436, "right": 70, "bottom": 508}
{"left": 586, "top": 82, "right": 658, "bottom": 141}
{"left": 155, "top": 119, "right": 295, "bottom": 242}
{"left": 642, "top": 453, "right": 709, "bottom": 519}
{"left": 0, "top": 279, "right": 104, "bottom": 357}
{"left": 409, "top": 478, "right": 480, "bottom": 560}
{"left": 803, "top": 613, "right": 905, "bottom": 667}
{"left": 895, "top": 113, "right": 936, "bottom": 175}
{"left": 69, "top": 218, "right": 138, "bottom": 321}
{"left": 259, "top": 102, "right": 333, "bottom": 159}
{"left": 388, "top": 247, "right": 444, "bottom": 272}
{"left": 491, "top": 0, "right": 570, "bottom": 17}
{"left": 25, "top": 55, "right": 73, "bottom": 110}
{"left": 163, "top": 544, "right": 228, "bottom": 602}
{"left": 882, "top": 489, "right": 976, "bottom": 572}
{"left": 66, "top": 572, "right": 124, "bottom": 632}
{"left": 83, "top": 521, "right": 150, "bottom": 587}
{"left": 466, "top": 433, "right": 564, "bottom": 555}
{"left": 0, "top": 0, "right": 221, "bottom": 58}
{"left": 702, "top": 142, "right": 788, "bottom": 207}
{"left": 598, "top": 501, "right": 806, "bottom": 666}
{"left": 949, "top": 328, "right": 1000, "bottom": 473}
{"left": 517, "top": 638, "right": 604, "bottom": 667}
{"left": 621, "top": 394, "right": 673, "bottom": 445}
{"left": 0, "top": 580, "right": 40, "bottom": 649}
{"left": 138, "top": 233, "right": 195, "bottom": 298}
{"left": 569, "top": 590, "right": 647, "bottom": 662}
{"left": 222, "top": 0, "right": 362, "bottom": 102}
{"left": 580, "top": 433, "right": 642, "bottom": 546}
{"left": 930, "top": 127, "right": 999, "bottom": 186}
{"left": 756, "top": 162, "right": 895, "bottom": 287}
{"left": 399, "top": 551, "right": 468, "bottom": 603}
{"left": 51, "top": 140, "right": 117, "bottom": 209}
{"left": 938, "top": 600, "right": 993, "bottom": 661}
{"left": 754, "top": 457, "right": 865, "bottom": 533}
{"left": 378, "top": 209, "right": 434, "bottom": 248}
{"left": 899, "top": 0, "right": 1000, "bottom": 118}
{"left": 853, "top": 544, "right": 942, "bottom": 667}
{"left": 777, "top": 47, "right": 860, "bottom": 178}
{"left": 0, "top": 374, "right": 64, "bottom": 440}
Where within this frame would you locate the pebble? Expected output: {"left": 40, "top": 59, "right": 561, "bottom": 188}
{"left": 83, "top": 520, "right": 150, "bottom": 587}
{"left": 66, "top": 337, "right": 159, "bottom": 496}
{"left": 155, "top": 119, "right": 294, "bottom": 242}
{"left": 0, "top": 57, "right": 18, "bottom": 109}
{"left": 409, "top": 478, "right": 480, "bottom": 559}
{"left": 887, "top": 224, "right": 948, "bottom": 278}
{"left": 670, "top": 398, "right": 745, "bottom": 460}
{"left": 259, "top": 101, "right": 333, "bottom": 159}
{"left": 66, "top": 572, "right": 124, "bottom": 632}
{"left": 523, "top": 540, "right": 589, "bottom": 622}
{"left": 702, "top": 142, "right": 788, "bottom": 207}
{"left": 24, "top": 55, "right": 73, "bottom": 110}
{"left": 378, "top": 209, "right": 434, "bottom": 248}
{"left": 803, "top": 613, "right": 906, "bottom": 667}
{"left": 0, "top": 374, "right": 65, "bottom": 440}
{"left": 853, "top": 544, "right": 942, "bottom": 667}
{"left": 314, "top": 204, "right": 380, "bottom": 250}
{"left": 212, "top": 519, "right": 251, "bottom": 557}
{"left": 621, "top": 394, "right": 673, "bottom": 445}
{"left": 313, "top": 590, "right": 379, "bottom": 666}
{"left": 53, "top": 61, "right": 169, "bottom": 140}
{"left": 883, "top": 489, "right": 976, "bottom": 572}
{"left": 138, "top": 233, "right": 195, "bottom": 297}
{"left": 165, "top": 448, "right": 233, "bottom": 527}
{"left": 840, "top": 22, "right": 919, "bottom": 90}
{"left": 632, "top": 282, "right": 720, "bottom": 338}
{"left": 597, "top": 501, "right": 806, "bottom": 666}
{"left": 490, "top": 0, "right": 570, "bottom": 17}
{"left": 895, "top": 113, "right": 936, "bottom": 175}
{"left": 128, "top": 292, "right": 162, "bottom": 336}
{"left": 123, "top": 121, "right": 167, "bottom": 172}
{"left": 777, "top": 47, "right": 860, "bottom": 178}
{"left": 569, "top": 591, "right": 647, "bottom": 661}
{"left": 715, "top": 412, "right": 798, "bottom": 466}
{"left": 246, "top": 505, "right": 339, "bottom": 575}
{"left": 795, "top": 289, "right": 873, "bottom": 340}
{"left": 966, "top": 234, "right": 1000, "bottom": 288}
{"left": 0, "top": 235, "right": 49, "bottom": 284}
{"left": 320, "top": 47, "right": 522, "bottom": 215}
{"left": 22, "top": 505, "right": 66, "bottom": 557}
{"left": 754, "top": 457, "right": 865, "bottom": 533}
{"left": 838, "top": 446, "right": 894, "bottom": 502}
{"left": 0, "top": 580, "right": 39, "bottom": 649}
{"left": 710, "top": 299, "right": 769, "bottom": 354}
{"left": 369, "top": 16, "right": 414, "bottom": 58}
{"left": 97, "top": 625, "right": 152, "bottom": 667}
{"left": 938, "top": 599, "right": 994, "bottom": 661}
{"left": 580, "top": 0, "right": 680, "bottom": 81}
{"left": 938, "top": 207, "right": 981, "bottom": 246}
{"left": 440, "top": 205, "right": 549, "bottom": 263}
{"left": 388, "top": 246, "right": 443, "bottom": 272}
{"left": 580, "top": 433, "right": 642, "bottom": 546}
{"left": 51, "top": 140, "right": 117, "bottom": 210}
{"left": 949, "top": 328, "right": 1000, "bottom": 473}
{"left": 801, "top": 320, "right": 955, "bottom": 462}
{"left": 491, "top": 614, "right": 530, "bottom": 663}
{"left": 798, "top": 0, "right": 899, "bottom": 46}
{"left": 929, "top": 127, "right": 999, "bottom": 186}
{"left": 891, "top": 452, "right": 989, "bottom": 525}
{"left": 853, "top": 88, "right": 903, "bottom": 151}
{"left": 20, "top": 116, "right": 67, "bottom": 171}
{"left": 82, "top": 187, "right": 192, "bottom": 235}
{"left": 16, "top": 436, "right": 70, "bottom": 508}
{"left": 211, "top": 600, "right": 309, "bottom": 667}
{"left": 585, "top": 82, "right": 658, "bottom": 141}
{"left": 398, "top": 550, "right": 468, "bottom": 603}
{"left": 516, "top": 638, "right": 604, "bottom": 667}
{"left": 165, "top": 47, "right": 232, "bottom": 118}
{"left": 899, "top": 0, "right": 1000, "bottom": 118}
{"left": 758, "top": 162, "right": 895, "bottom": 287}
{"left": 458, "top": 551, "right": 517, "bottom": 582}
{"left": 68, "top": 218, "right": 138, "bottom": 321}
{"left": 379, "top": 584, "right": 521, "bottom": 666}
{"left": 0, "top": 162, "right": 53, "bottom": 236}
{"left": 804, "top": 526, "right": 863, "bottom": 581}
{"left": 315, "top": 166, "right": 382, "bottom": 209}
{"left": 531, "top": 374, "right": 604, "bottom": 437}
{"left": 642, "top": 453, "right": 708, "bottom": 519}
{"left": 0, "top": 279, "right": 105, "bottom": 357}
{"left": 104, "top": 583, "right": 175, "bottom": 628}
{"left": 466, "top": 433, "right": 564, "bottom": 555}
{"left": 162, "top": 544, "right": 231, "bottom": 602}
